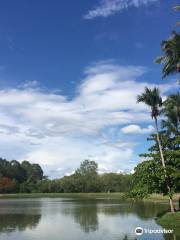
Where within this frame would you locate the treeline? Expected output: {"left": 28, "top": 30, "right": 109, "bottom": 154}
{"left": 0, "top": 159, "right": 132, "bottom": 193}
{"left": 37, "top": 160, "right": 132, "bottom": 193}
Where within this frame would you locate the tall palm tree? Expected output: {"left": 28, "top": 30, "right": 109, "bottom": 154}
{"left": 137, "top": 87, "right": 175, "bottom": 213}
{"left": 155, "top": 31, "right": 180, "bottom": 80}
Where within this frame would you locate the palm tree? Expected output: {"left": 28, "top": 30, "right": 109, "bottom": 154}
{"left": 137, "top": 87, "right": 175, "bottom": 213}
{"left": 165, "top": 92, "right": 180, "bottom": 121}
{"left": 173, "top": 5, "right": 180, "bottom": 26}
{"left": 155, "top": 31, "right": 180, "bottom": 80}
{"left": 161, "top": 109, "right": 179, "bottom": 135}
{"left": 163, "top": 92, "right": 180, "bottom": 135}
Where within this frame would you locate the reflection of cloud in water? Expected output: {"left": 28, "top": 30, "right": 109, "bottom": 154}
{"left": 60, "top": 200, "right": 169, "bottom": 239}
{"left": 0, "top": 199, "right": 175, "bottom": 240}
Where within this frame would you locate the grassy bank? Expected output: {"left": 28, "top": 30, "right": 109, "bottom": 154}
{"left": 146, "top": 193, "right": 180, "bottom": 202}
{"left": 0, "top": 192, "right": 126, "bottom": 199}
{"left": 0, "top": 192, "right": 180, "bottom": 201}
{"left": 157, "top": 212, "right": 180, "bottom": 237}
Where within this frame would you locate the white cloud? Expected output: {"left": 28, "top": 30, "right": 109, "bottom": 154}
{"left": 0, "top": 61, "right": 177, "bottom": 177}
{"left": 121, "top": 124, "right": 154, "bottom": 134}
{"left": 84, "top": 0, "right": 158, "bottom": 19}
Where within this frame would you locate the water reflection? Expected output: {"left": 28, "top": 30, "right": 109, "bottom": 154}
{"left": 0, "top": 213, "right": 41, "bottom": 233}
{"left": 98, "top": 200, "right": 169, "bottom": 219}
{"left": 62, "top": 203, "right": 98, "bottom": 232}
{"left": 61, "top": 200, "right": 169, "bottom": 231}
{"left": 0, "top": 199, "right": 42, "bottom": 234}
{"left": 0, "top": 198, "right": 178, "bottom": 240}
{"left": 60, "top": 200, "right": 171, "bottom": 238}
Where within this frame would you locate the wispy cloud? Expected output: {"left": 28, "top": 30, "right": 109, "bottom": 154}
{"left": 84, "top": 0, "right": 158, "bottom": 19}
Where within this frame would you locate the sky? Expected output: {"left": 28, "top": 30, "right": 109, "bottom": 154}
{"left": 0, "top": 0, "right": 179, "bottom": 178}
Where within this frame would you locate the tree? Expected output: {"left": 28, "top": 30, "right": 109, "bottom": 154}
{"left": 100, "top": 173, "right": 132, "bottom": 192}
{"left": 156, "top": 31, "right": 180, "bottom": 80}
{"left": 76, "top": 160, "right": 98, "bottom": 177}
{"left": 133, "top": 132, "right": 180, "bottom": 196}
{"left": 161, "top": 92, "right": 180, "bottom": 139}
{"left": 155, "top": 6, "right": 180, "bottom": 80}
{"left": 131, "top": 160, "right": 165, "bottom": 198}
{"left": 9, "top": 160, "right": 26, "bottom": 183}
{"left": 21, "top": 161, "right": 43, "bottom": 182}
{"left": 75, "top": 160, "right": 99, "bottom": 192}
{"left": 0, "top": 158, "right": 44, "bottom": 193}
{"left": 137, "top": 87, "right": 175, "bottom": 212}
{"left": 0, "top": 177, "right": 17, "bottom": 193}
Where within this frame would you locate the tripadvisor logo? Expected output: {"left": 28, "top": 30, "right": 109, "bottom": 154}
{"left": 135, "top": 227, "right": 144, "bottom": 236}
{"left": 135, "top": 227, "right": 174, "bottom": 236}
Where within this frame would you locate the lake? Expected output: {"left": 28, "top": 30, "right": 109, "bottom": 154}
{"left": 0, "top": 198, "right": 178, "bottom": 240}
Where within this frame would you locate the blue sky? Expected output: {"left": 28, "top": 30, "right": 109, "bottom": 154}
{"left": 0, "top": 0, "right": 179, "bottom": 178}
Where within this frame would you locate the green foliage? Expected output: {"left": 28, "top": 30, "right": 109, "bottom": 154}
{"left": 131, "top": 160, "right": 167, "bottom": 198}
{"left": 137, "top": 87, "right": 162, "bottom": 119}
{"left": 74, "top": 160, "right": 99, "bottom": 192}
{"left": 99, "top": 173, "right": 132, "bottom": 193}
{"left": 156, "top": 31, "right": 180, "bottom": 79}
{"left": 21, "top": 161, "right": 43, "bottom": 182}
{"left": 132, "top": 91, "right": 180, "bottom": 198}
{"left": 0, "top": 158, "right": 44, "bottom": 193}
{"left": 0, "top": 158, "right": 133, "bottom": 193}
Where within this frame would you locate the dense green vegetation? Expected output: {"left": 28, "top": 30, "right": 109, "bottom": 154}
{"left": 0, "top": 159, "right": 132, "bottom": 193}
{"left": 0, "top": 159, "right": 43, "bottom": 193}
{"left": 132, "top": 91, "right": 180, "bottom": 212}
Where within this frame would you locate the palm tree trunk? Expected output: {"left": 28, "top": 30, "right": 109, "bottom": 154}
{"left": 154, "top": 117, "right": 175, "bottom": 213}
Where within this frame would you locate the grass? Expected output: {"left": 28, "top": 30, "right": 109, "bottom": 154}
{"left": 157, "top": 212, "right": 180, "bottom": 237}
{"left": 147, "top": 193, "right": 180, "bottom": 201}
{"left": 0, "top": 192, "right": 126, "bottom": 199}
{"left": 0, "top": 192, "right": 180, "bottom": 201}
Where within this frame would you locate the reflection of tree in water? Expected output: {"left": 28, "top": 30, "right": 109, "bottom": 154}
{"left": 0, "top": 214, "right": 41, "bottom": 233}
{"left": 62, "top": 203, "right": 98, "bottom": 233}
{"left": 74, "top": 205, "right": 98, "bottom": 233}
{"left": 99, "top": 201, "right": 169, "bottom": 220}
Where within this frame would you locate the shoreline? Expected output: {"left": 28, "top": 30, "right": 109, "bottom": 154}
{"left": 0, "top": 192, "right": 179, "bottom": 201}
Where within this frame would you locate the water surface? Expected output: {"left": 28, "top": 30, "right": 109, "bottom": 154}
{"left": 0, "top": 198, "right": 178, "bottom": 240}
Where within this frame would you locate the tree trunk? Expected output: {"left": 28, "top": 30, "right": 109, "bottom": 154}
{"left": 154, "top": 117, "right": 175, "bottom": 213}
